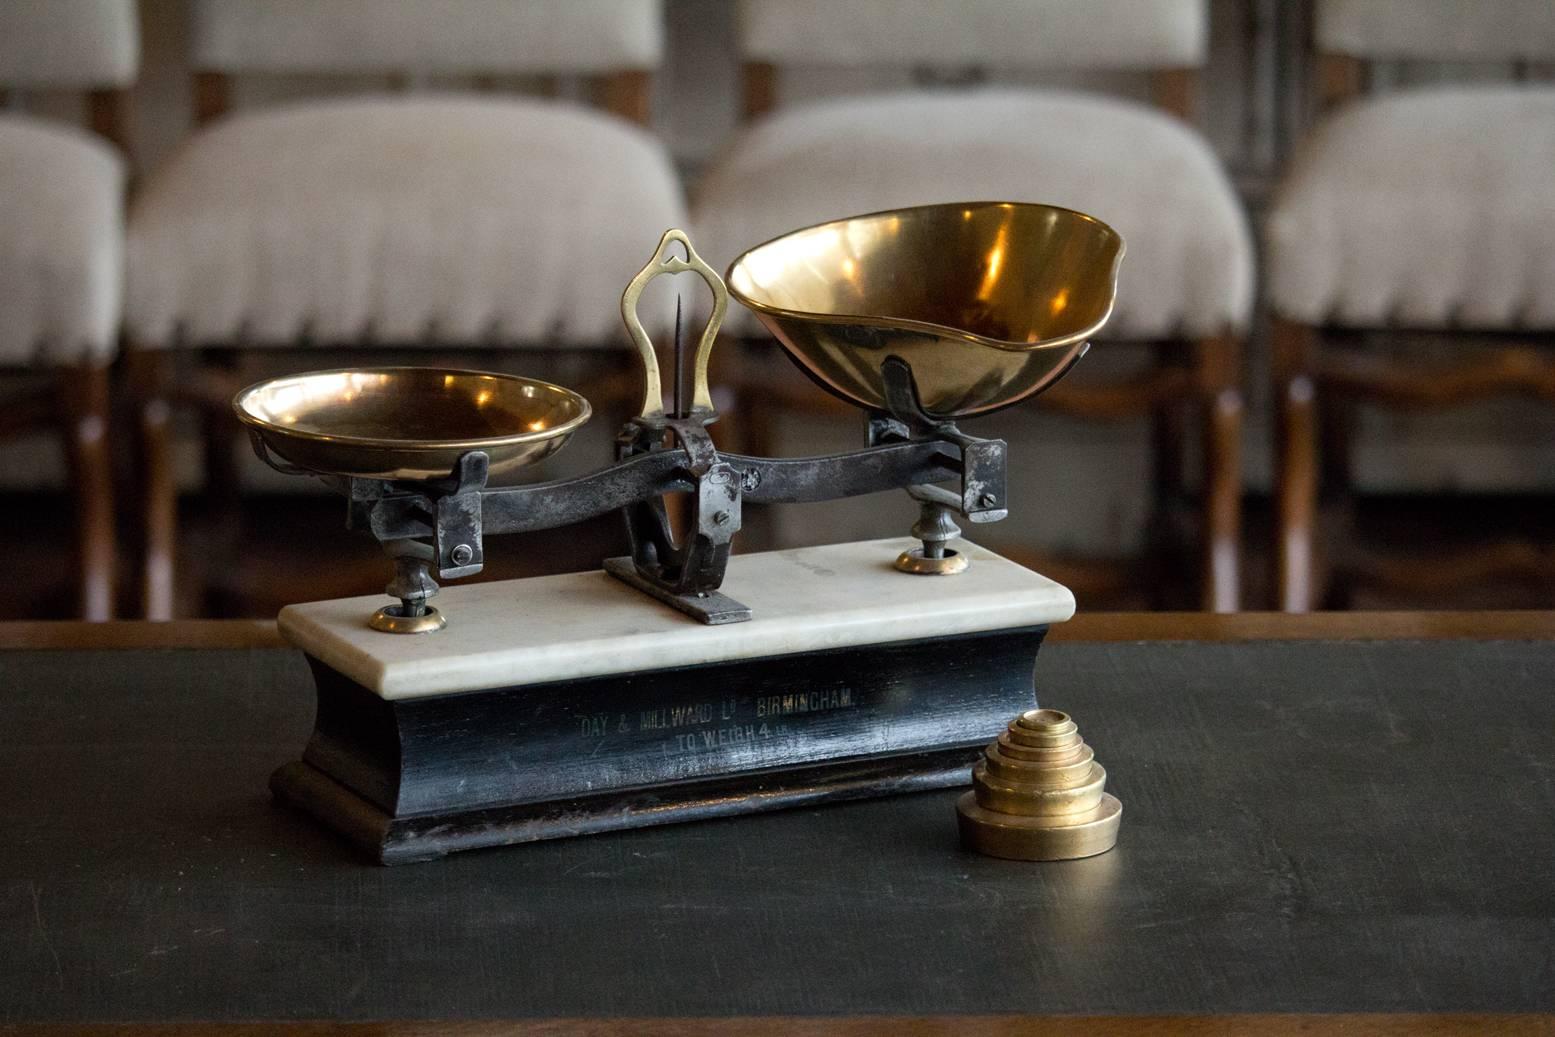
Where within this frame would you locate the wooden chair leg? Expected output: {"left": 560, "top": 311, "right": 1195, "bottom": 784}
{"left": 202, "top": 362, "right": 243, "bottom": 516}
{"left": 128, "top": 350, "right": 177, "bottom": 620}
{"left": 1147, "top": 345, "right": 1191, "bottom": 609}
{"left": 57, "top": 363, "right": 116, "bottom": 620}
{"left": 200, "top": 357, "right": 246, "bottom": 614}
{"left": 1197, "top": 335, "right": 1243, "bottom": 613}
{"left": 1272, "top": 319, "right": 1319, "bottom": 613}
{"left": 1151, "top": 346, "right": 1188, "bottom": 503}
{"left": 1318, "top": 380, "right": 1357, "bottom": 610}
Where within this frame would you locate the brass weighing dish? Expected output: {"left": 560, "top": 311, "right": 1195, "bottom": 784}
{"left": 727, "top": 201, "right": 1123, "bottom": 419}
{"left": 233, "top": 367, "right": 591, "bottom": 481}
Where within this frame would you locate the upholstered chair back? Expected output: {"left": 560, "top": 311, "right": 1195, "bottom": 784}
{"left": 0, "top": 0, "right": 138, "bottom": 89}
{"left": 737, "top": 0, "right": 1206, "bottom": 72}
{"left": 187, "top": 0, "right": 664, "bottom": 125}
{"left": 191, "top": 0, "right": 663, "bottom": 78}
{"left": 735, "top": 0, "right": 1208, "bottom": 121}
{"left": 1317, "top": 0, "right": 1555, "bottom": 63}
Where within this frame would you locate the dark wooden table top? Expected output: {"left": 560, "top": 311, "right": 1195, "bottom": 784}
{"left": 2, "top": 613, "right": 1553, "bottom": 1035}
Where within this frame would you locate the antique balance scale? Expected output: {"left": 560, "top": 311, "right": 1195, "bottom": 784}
{"left": 235, "top": 201, "right": 1125, "bottom": 863}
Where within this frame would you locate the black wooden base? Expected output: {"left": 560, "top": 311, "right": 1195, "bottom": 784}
{"left": 274, "top": 625, "right": 1050, "bottom": 864}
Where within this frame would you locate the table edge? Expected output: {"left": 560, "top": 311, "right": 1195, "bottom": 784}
{"left": 0, "top": 612, "right": 1551, "bottom": 651}
{"left": 0, "top": 1013, "right": 1550, "bottom": 1035}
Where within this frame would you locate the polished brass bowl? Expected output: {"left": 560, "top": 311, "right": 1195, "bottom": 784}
{"left": 727, "top": 201, "right": 1123, "bottom": 419}
{"left": 233, "top": 367, "right": 591, "bottom": 481}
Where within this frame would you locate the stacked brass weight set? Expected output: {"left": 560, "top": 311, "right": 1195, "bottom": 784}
{"left": 958, "top": 709, "right": 1123, "bottom": 860}
{"left": 232, "top": 202, "right": 1127, "bottom": 862}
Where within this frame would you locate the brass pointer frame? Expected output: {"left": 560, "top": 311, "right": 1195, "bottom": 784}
{"left": 620, "top": 228, "right": 727, "bottom": 422}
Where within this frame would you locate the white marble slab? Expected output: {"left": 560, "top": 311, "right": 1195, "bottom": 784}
{"left": 279, "top": 538, "right": 1074, "bottom": 700}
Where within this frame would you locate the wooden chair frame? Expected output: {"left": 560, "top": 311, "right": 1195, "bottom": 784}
{"left": 0, "top": 86, "right": 131, "bottom": 621}
{"left": 732, "top": 62, "right": 1245, "bottom": 612}
{"left": 1273, "top": 55, "right": 1555, "bottom": 612}
{"left": 132, "top": 67, "right": 656, "bottom": 620}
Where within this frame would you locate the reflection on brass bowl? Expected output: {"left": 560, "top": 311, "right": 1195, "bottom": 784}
{"left": 233, "top": 367, "right": 591, "bottom": 481}
{"left": 727, "top": 201, "right": 1123, "bottom": 419}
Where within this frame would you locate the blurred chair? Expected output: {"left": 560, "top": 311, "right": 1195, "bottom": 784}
{"left": 125, "top": 0, "right": 683, "bottom": 618}
{"left": 0, "top": 0, "right": 137, "bottom": 619}
{"left": 1267, "top": 0, "right": 1555, "bottom": 611}
{"left": 693, "top": 0, "right": 1253, "bottom": 611}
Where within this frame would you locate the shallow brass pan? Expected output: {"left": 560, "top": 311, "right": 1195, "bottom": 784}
{"left": 233, "top": 367, "right": 591, "bottom": 481}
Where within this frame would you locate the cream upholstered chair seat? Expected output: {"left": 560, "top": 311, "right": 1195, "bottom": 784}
{"left": 127, "top": 95, "right": 685, "bottom": 349}
{"left": 693, "top": 90, "right": 1254, "bottom": 341}
{"left": 739, "top": 0, "right": 1204, "bottom": 70}
{"left": 0, "top": 115, "right": 124, "bottom": 366}
{"left": 1267, "top": 85, "right": 1555, "bottom": 330}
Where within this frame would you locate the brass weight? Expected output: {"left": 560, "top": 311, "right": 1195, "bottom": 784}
{"left": 957, "top": 708, "right": 1122, "bottom": 861}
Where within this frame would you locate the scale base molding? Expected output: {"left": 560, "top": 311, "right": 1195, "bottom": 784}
{"left": 273, "top": 748, "right": 983, "bottom": 865}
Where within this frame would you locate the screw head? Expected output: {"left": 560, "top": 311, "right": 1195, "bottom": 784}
{"left": 978, "top": 493, "right": 997, "bottom": 508}
{"left": 712, "top": 510, "right": 731, "bottom": 526}
{"left": 450, "top": 543, "right": 474, "bottom": 566}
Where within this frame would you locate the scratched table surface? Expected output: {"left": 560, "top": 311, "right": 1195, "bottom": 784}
{"left": 1, "top": 629, "right": 1552, "bottom": 1023}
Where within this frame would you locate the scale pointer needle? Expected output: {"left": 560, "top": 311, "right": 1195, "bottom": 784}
{"left": 672, "top": 294, "right": 684, "bottom": 419}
